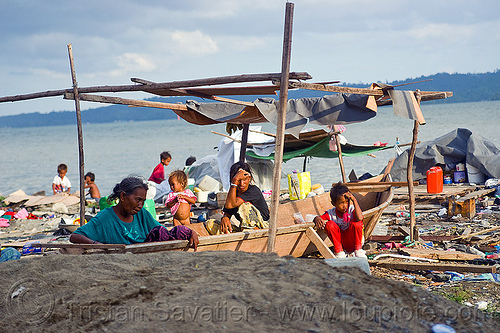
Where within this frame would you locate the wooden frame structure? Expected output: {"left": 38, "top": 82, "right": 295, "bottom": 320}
{"left": 0, "top": 2, "right": 453, "bottom": 249}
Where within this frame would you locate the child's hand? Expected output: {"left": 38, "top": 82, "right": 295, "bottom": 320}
{"left": 344, "top": 191, "right": 355, "bottom": 202}
{"left": 313, "top": 216, "right": 325, "bottom": 229}
{"left": 176, "top": 194, "right": 184, "bottom": 201}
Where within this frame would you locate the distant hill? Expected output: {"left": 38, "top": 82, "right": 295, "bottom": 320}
{"left": 1, "top": 70, "right": 498, "bottom": 128}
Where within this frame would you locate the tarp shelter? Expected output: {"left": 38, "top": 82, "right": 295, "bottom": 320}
{"left": 181, "top": 93, "right": 377, "bottom": 138}
{"left": 390, "top": 128, "right": 500, "bottom": 182}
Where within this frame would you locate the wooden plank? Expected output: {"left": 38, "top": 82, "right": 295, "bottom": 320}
{"left": 369, "top": 260, "right": 496, "bottom": 274}
{"left": 456, "top": 188, "right": 495, "bottom": 202}
{"left": 305, "top": 227, "right": 335, "bottom": 259}
{"left": 186, "top": 223, "right": 211, "bottom": 237}
{"left": 346, "top": 184, "right": 391, "bottom": 193}
{"left": 451, "top": 225, "right": 500, "bottom": 241}
{"left": 345, "top": 181, "right": 418, "bottom": 187}
{"left": 289, "top": 81, "right": 384, "bottom": 96}
{"left": 36, "top": 243, "right": 126, "bottom": 249}
{"left": 65, "top": 93, "right": 188, "bottom": 111}
{"left": 368, "top": 235, "right": 456, "bottom": 242}
{"left": 398, "top": 248, "right": 481, "bottom": 261}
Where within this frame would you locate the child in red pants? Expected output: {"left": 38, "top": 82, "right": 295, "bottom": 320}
{"left": 313, "top": 182, "right": 366, "bottom": 259}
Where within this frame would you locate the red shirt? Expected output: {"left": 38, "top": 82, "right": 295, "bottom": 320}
{"left": 149, "top": 163, "right": 165, "bottom": 184}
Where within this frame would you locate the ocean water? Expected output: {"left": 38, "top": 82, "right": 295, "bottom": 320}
{"left": 1, "top": 100, "right": 499, "bottom": 197}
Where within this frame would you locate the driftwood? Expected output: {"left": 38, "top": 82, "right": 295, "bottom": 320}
{"left": 64, "top": 93, "right": 188, "bottom": 111}
{"left": 451, "top": 225, "right": 500, "bottom": 241}
{"left": 268, "top": 2, "right": 294, "bottom": 253}
{"left": 0, "top": 72, "right": 312, "bottom": 103}
{"left": 369, "top": 260, "right": 496, "bottom": 274}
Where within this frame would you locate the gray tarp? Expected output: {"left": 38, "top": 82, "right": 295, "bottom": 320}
{"left": 185, "top": 93, "right": 377, "bottom": 138}
{"left": 390, "top": 128, "right": 500, "bottom": 182}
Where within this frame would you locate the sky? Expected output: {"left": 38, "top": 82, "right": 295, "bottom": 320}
{"left": 0, "top": 0, "right": 499, "bottom": 117}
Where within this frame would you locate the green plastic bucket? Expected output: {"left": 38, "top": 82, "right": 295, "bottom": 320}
{"left": 143, "top": 199, "right": 157, "bottom": 220}
{"left": 99, "top": 196, "right": 117, "bottom": 210}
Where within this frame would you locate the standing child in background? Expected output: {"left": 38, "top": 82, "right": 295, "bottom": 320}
{"left": 165, "top": 170, "right": 197, "bottom": 226}
{"left": 84, "top": 172, "right": 101, "bottom": 199}
{"left": 149, "top": 151, "right": 172, "bottom": 184}
{"left": 313, "top": 182, "right": 366, "bottom": 259}
{"left": 52, "top": 163, "right": 71, "bottom": 194}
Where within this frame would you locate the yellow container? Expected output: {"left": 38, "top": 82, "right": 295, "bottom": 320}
{"left": 287, "top": 171, "right": 311, "bottom": 200}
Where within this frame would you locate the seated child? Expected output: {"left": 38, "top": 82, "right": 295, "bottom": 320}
{"left": 84, "top": 172, "right": 101, "bottom": 199}
{"left": 313, "top": 182, "right": 366, "bottom": 259}
{"left": 165, "top": 170, "right": 197, "bottom": 226}
{"left": 52, "top": 163, "right": 71, "bottom": 194}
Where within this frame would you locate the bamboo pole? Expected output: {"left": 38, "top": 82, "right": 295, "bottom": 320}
{"left": 408, "top": 90, "right": 422, "bottom": 241}
{"left": 268, "top": 2, "right": 294, "bottom": 253}
{"left": 67, "top": 44, "right": 86, "bottom": 227}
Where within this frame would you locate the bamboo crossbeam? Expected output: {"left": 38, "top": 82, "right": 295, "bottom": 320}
{"left": 0, "top": 72, "right": 312, "bottom": 103}
{"left": 64, "top": 93, "right": 188, "bottom": 110}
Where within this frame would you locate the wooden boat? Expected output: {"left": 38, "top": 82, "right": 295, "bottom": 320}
{"left": 120, "top": 174, "right": 394, "bottom": 257}
{"left": 44, "top": 173, "right": 393, "bottom": 258}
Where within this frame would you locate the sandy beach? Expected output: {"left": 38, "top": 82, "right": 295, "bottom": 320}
{"left": 1, "top": 250, "right": 498, "bottom": 332}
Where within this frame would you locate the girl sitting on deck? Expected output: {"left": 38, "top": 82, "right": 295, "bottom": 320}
{"left": 313, "top": 182, "right": 366, "bottom": 259}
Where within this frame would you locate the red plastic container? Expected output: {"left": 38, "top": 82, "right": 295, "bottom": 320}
{"left": 427, "top": 166, "right": 443, "bottom": 194}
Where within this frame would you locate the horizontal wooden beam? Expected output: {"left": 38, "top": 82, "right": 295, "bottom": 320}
{"left": 64, "top": 93, "right": 188, "bottom": 111}
{"left": 369, "top": 260, "right": 496, "bottom": 274}
{"left": 0, "top": 72, "right": 312, "bottom": 103}
{"left": 36, "top": 243, "right": 126, "bottom": 250}
{"left": 345, "top": 181, "right": 418, "bottom": 187}
{"left": 288, "top": 81, "right": 384, "bottom": 96}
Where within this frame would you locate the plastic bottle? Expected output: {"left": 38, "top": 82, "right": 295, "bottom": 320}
{"left": 486, "top": 253, "right": 500, "bottom": 259}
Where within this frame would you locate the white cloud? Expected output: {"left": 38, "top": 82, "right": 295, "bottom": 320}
{"left": 171, "top": 30, "right": 219, "bottom": 55}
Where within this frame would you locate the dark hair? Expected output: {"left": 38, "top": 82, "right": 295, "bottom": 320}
{"left": 185, "top": 156, "right": 196, "bottom": 166}
{"left": 57, "top": 163, "right": 68, "bottom": 172}
{"left": 108, "top": 176, "right": 148, "bottom": 201}
{"left": 330, "top": 182, "right": 349, "bottom": 203}
{"left": 168, "top": 170, "right": 187, "bottom": 187}
{"left": 160, "top": 151, "right": 172, "bottom": 161}
{"left": 85, "top": 172, "right": 95, "bottom": 182}
{"left": 229, "top": 161, "right": 252, "bottom": 182}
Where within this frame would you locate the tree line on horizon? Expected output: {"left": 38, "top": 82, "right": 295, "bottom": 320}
{"left": 1, "top": 70, "right": 499, "bottom": 128}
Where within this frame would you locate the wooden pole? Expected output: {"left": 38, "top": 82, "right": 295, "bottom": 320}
{"left": 267, "top": 2, "right": 294, "bottom": 253}
{"left": 239, "top": 124, "right": 250, "bottom": 162}
{"left": 408, "top": 90, "right": 422, "bottom": 241}
{"left": 0, "top": 72, "right": 312, "bottom": 103}
{"left": 334, "top": 129, "right": 347, "bottom": 183}
{"left": 67, "top": 44, "right": 86, "bottom": 227}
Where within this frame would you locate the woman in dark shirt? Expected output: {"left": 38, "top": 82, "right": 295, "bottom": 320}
{"left": 221, "top": 162, "right": 269, "bottom": 233}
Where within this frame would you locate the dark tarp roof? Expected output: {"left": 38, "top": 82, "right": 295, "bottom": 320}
{"left": 178, "top": 93, "right": 377, "bottom": 138}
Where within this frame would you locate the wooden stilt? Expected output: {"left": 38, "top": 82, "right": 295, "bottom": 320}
{"left": 334, "top": 131, "right": 347, "bottom": 183}
{"left": 268, "top": 2, "right": 294, "bottom": 253}
{"left": 67, "top": 44, "right": 86, "bottom": 227}
{"left": 408, "top": 90, "right": 421, "bottom": 241}
{"left": 239, "top": 124, "right": 250, "bottom": 162}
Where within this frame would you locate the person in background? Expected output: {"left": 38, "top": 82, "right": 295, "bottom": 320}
{"left": 220, "top": 161, "right": 269, "bottom": 233}
{"left": 149, "top": 151, "right": 172, "bottom": 184}
{"left": 70, "top": 176, "right": 198, "bottom": 249}
{"left": 165, "top": 170, "right": 197, "bottom": 226}
{"left": 313, "top": 182, "right": 366, "bottom": 259}
{"left": 84, "top": 172, "right": 101, "bottom": 199}
{"left": 52, "top": 163, "right": 71, "bottom": 194}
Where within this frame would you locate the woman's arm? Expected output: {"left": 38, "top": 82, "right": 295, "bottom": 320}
{"left": 70, "top": 233, "right": 101, "bottom": 244}
{"left": 224, "top": 169, "right": 248, "bottom": 209}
